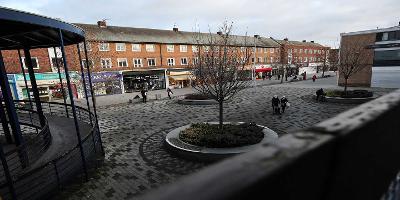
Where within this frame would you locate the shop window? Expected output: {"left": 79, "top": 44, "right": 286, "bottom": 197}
{"left": 132, "top": 44, "right": 141, "bottom": 52}
{"left": 167, "top": 58, "right": 175, "bottom": 66}
{"left": 101, "top": 58, "right": 112, "bottom": 68}
{"left": 99, "top": 42, "right": 109, "bottom": 51}
{"left": 21, "top": 57, "right": 40, "bottom": 69}
{"left": 181, "top": 57, "right": 188, "bottom": 65}
{"left": 180, "top": 45, "right": 188, "bottom": 52}
{"left": 167, "top": 44, "right": 174, "bottom": 52}
{"left": 133, "top": 58, "right": 143, "bottom": 67}
{"left": 147, "top": 58, "right": 156, "bottom": 66}
{"left": 117, "top": 58, "right": 128, "bottom": 67}
{"left": 116, "top": 43, "right": 126, "bottom": 51}
{"left": 146, "top": 44, "right": 155, "bottom": 52}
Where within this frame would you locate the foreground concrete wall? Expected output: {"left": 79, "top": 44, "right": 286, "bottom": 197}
{"left": 139, "top": 89, "right": 400, "bottom": 200}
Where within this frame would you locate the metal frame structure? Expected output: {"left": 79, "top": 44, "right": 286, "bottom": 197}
{"left": 0, "top": 7, "right": 104, "bottom": 199}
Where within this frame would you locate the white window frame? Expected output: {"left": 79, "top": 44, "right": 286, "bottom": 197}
{"left": 258, "top": 57, "right": 262, "bottom": 63}
{"left": 382, "top": 32, "right": 389, "bottom": 41}
{"left": 81, "top": 59, "right": 94, "bottom": 68}
{"left": 117, "top": 58, "right": 128, "bottom": 67}
{"left": 192, "top": 45, "right": 199, "bottom": 52}
{"left": 21, "top": 57, "right": 40, "bottom": 69}
{"left": 270, "top": 48, "right": 274, "bottom": 53}
{"left": 133, "top": 58, "right": 143, "bottom": 67}
{"left": 79, "top": 42, "right": 92, "bottom": 51}
{"left": 100, "top": 58, "right": 112, "bottom": 68}
{"left": 193, "top": 57, "right": 199, "bottom": 64}
{"left": 270, "top": 57, "right": 274, "bottom": 63}
{"left": 264, "top": 48, "right": 268, "bottom": 53}
{"left": 167, "top": 58, "right": 175, "bottom": 66}
{"left": 300, "top": 49, "right": 303, "bottom": 53}
{"left": 167, "top": 44, "right": 174, "bottom": 52}
{"left": 132, "top": 44, "right": 141, "bottom": 52}
{"left": 98, "top": 42, "right": 110, "bottom": 51}
{"left": 181, "top": 57, "right": 188, "bottom": 65}
{"left": 180, "top": 45, "right": 188, "bottom": 52}
{"left": 147, "top": 58, "right": 156, "bottom": 67}
{"left": 116, "top": 43, "right": 126, "bottom": 51}
{"left": 146, "top": 44, "right": 155, "bottom": 52}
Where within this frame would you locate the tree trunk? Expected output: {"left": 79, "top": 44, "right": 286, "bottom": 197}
{"left": 344, "top": 78, "right": 348, "bottom": 94}
{"left": 219, "top": 100, "right": 223, "bottom": 131}
{"left": 322, "top": 65, "right": 325, "bottom": 78}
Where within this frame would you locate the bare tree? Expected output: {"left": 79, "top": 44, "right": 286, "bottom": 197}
{"left": 189, "top": 22, "right": 253, "bottom": 130}
{"left": 328, "top": 49, "right": 339, "bottom": 72}
{"left": 339, "top": 38, "right": 372, "bottom": 93}
{"left": 316, "top": 48, "right": 329, "bottom": 77}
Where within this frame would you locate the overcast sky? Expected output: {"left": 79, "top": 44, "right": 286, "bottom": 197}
{"left": 1, "top": 0, "right": 399, "bottom": 47}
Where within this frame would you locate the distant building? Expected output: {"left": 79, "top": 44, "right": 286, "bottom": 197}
{"left": 339, "top": 22, "right": 400, "bottom": 87}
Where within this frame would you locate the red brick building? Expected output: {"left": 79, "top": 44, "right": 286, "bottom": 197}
{"left": 339, "top": 24, "right": 400, "bottom": 87}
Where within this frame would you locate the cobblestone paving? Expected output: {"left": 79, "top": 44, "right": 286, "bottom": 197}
{"left": 59, "top": 78, "right": 394, "bottom": 200}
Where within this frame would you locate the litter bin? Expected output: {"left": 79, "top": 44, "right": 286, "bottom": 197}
{"left": 155, "top": 93, "right": 161, "bottom": 100}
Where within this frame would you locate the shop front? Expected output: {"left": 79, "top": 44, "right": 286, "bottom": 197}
{"left": 254, "top": 64, "right": 272, "bottom": 79}
{"left": 87, "top": 71, "right": 123, "bottom": 96}
{"left": 167, "top": 70, "right": 191, "bottom": 89}
{"left": 123, "top": 69, "right": 166, "bottom": 92}
{"left": 13, "top": 72, "right": 79, "bottom": 101}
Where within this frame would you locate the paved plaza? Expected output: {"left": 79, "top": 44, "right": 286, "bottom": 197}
{"left": 60, "top": 76, "right": 394, "bottom": 200}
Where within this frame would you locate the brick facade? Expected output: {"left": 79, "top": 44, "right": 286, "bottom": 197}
{"left": 338, "top": 33, "right": 375, "bottom": 87}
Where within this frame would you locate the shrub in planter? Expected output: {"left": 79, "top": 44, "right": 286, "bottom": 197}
{"left": 326, "top": 89, "right": 373, "bottom": 98}
{"left": 179, "top": 123, "right": 264, "bottom": 148}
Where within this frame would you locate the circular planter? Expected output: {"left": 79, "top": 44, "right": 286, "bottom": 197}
{"left": 165, "top": 122, "right": 278, "bottom": 162}
{"left": 177, "top": 98, "right": 218, "bottom": 105}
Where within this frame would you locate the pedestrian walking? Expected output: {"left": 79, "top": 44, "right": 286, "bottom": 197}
{"left": 271, "top": 95, "right": 281, "bottom": 114}
{"left": 312, "top": 74, "right": 317, "bottom": 82}
{"left": 141, "top": 89, "right": 147, "bottom": 103}
{"left": 167, "top": 87, "right": 173, "bottom": 99}
{"left": 280, "top": 96, "right": 289, "bottom": 113}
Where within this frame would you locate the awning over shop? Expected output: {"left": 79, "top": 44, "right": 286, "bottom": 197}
{"left": 169, "top": 75, "right": 190, "bottom": 81}
{"left": 255, "top": 68, "right": 272, "bottom": 73}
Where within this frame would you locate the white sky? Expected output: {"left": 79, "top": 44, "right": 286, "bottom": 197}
{"left": 1, "top": 0, "right": 399, "bottom": 47}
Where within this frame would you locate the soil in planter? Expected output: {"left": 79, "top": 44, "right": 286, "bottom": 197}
{"left": 179, "top": 123, "right": 264, "bottom": 148}
{"left": 326, "top": 89, "right": 373, "bottom": 98}
{"left": 184, "top": 93, "right": 212, "bottom": 100}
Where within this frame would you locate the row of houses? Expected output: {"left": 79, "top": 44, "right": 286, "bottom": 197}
{"left": 1, "top": 20, "right": 330, "bottom": 99}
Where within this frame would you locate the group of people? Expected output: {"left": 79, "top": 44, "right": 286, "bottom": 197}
{"left": 271, "top": 95, "right": 289, "bottom": 115}
{"left": 140, "top": 87, "right": 174, "bottom": 103}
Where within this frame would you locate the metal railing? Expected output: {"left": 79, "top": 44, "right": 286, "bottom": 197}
{"left": 0, "top": 100, "right": 102, "bottom": 200}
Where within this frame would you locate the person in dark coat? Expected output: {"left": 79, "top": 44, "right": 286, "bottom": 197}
{"left": 272, "top": 95, "right": 281, "bottom": 114}
{"left": 280, "top": 96, "right": 288, "bottom": 113}
{"left": 167, "top": 87, "right": 173, "bottom": 99}
{"left": 141, "top": 89, "right": 147, "bottom": 103}
{"left": 316, "top": 88, "right": 324, "bottom": 102}
{"left": 312, "top": 74, "right": 317, "bottom": 82}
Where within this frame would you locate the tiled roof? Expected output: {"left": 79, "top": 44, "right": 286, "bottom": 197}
{"left": 74, "top": 23, "right": 280, "bottom": 48}
{"left": 276, "top": 39, "right": 326, "bottom": 48}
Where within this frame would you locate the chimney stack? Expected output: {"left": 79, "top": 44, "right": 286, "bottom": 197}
{"left": 217, "top": 31, "right": 222, "bottom": 35}
{"left": 173, "top": 27, "right": 179, "bottom": 32}
{"left": 302, "top": 40, "right": 306, "bottom": 42}
{"left": 311, "top": 41, "right": 314, "bottom": 43}
{"left": 97, "top": 20, "right": 107, "bottom": 28}
{"left": 254, "top": 34, "right": 260, "bottom": 38}
{"left": 284, "top": 38, "right": 288, "bottom": 41}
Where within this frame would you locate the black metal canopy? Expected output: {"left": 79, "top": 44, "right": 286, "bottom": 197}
{"left": 0, "top": 6, "right": 85, "bottom": 50}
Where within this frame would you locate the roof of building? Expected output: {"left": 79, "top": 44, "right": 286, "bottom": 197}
{"left": 275, "top": 39, "right": 327, "bottom": 48}
{"left": 74, "top": 23, "right": 280, "bottom": 48}
{"left": 341, "top": 25, "right": 400, "bottom": 36}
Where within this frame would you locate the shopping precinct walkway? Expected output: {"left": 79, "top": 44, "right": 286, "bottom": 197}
{"left": 60, "top": 74, "right": 395, "bottom": 200}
